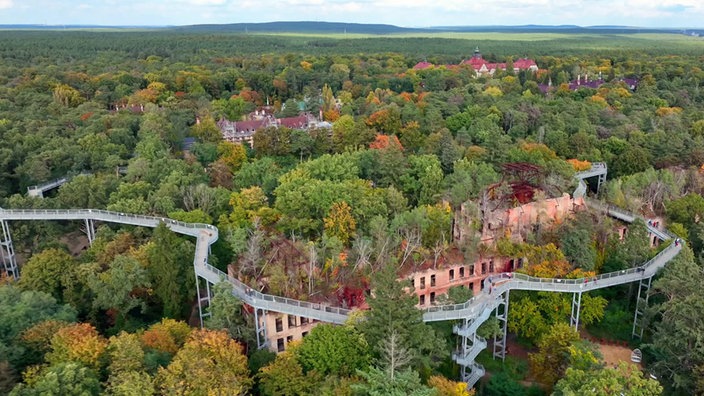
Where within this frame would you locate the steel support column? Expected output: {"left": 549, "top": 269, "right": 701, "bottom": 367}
{"left": 195, "top": 275, "right": 213, "bottom": 328}
{"left": 570, "top": 291, "right": 582, "bottom": 330}
{"left": 597, "top": 173, "right": 607, "bottom": 195}
{"left": 84, "top": 218, "right": 95, "bottom": 246}
{"left": 0, "top": 220, "right": 18, "bottom": 279}
{"left": 254, "top": 308, "right": 268, "bottom": 349}
{"left": 493, "top": 290, "right": 509, "bottom": 361}
{"left": 632, "top": 276, "right": 653, "bottom": 339}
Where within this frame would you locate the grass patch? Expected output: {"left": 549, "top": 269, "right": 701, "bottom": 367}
{"left": 475, "top": 350, "right": 529, "bottom": 381}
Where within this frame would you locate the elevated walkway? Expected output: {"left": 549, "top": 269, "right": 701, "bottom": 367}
{"left": 27, "top": 177, "right": 70, "bottom": 198}
{"left": 0, "top": 162, "right": 682, "bottom": 388}
{"left": 0, "top": 208, "right": 350, "bottom": 324}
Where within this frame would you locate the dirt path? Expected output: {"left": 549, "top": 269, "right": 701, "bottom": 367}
{"left": 598, "top": 343, "right": 640, "bottom": 368}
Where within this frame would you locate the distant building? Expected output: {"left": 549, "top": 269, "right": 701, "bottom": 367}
{"left": 461, "top": 47, "right": 538, "bottom": 75}
{"left": 217, "top": 111, "right": 331, "bottom": 148}
{"left": 538, "top": 74, "right": 639, "bottom": 93}
{"left": 413, "top": 47, "right": 539, "bottom": 76}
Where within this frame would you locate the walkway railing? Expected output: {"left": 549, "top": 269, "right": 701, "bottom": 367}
{"left": 0, "top": 161, "right": 683, "bottom": 389}
{"left": 0, "top": 162, "right": 680, "bottom": 326}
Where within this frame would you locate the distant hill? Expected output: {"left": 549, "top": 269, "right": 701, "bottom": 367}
{"left": 176, "top": 21, "right": 431, "bottom": 34}
{"left": 176, "top": 22, "right": 695, "bottom": 35}
{"left": 0, "top": 24, "right": 166, "bottom": 30}
{"left": 1, "top": 22, "right": 699, "bottom": 36}
{"left": 429, "top": 24, "right": 683, "bottom": 34}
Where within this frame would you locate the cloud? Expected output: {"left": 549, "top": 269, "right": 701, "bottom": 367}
{"left": 657, "top": 3, "right": 692, "bottom": 12}
{"left": 176, "top": 0, "right": 228, "bottom": 5}
{"left": 0, "top": 0, "right": 13, "bottom": 10}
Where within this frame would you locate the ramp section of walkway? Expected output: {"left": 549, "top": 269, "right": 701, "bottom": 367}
{"left": 0, "top": 162, "right": 682, "bottom": 389}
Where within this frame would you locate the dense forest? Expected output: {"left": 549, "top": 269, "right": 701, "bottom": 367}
{"left": 1, "top": 29, "right": 703, "bottom": 395}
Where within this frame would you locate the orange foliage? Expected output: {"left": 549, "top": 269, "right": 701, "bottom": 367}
{"left": 323, "top": 109, "right": 340, "bottom": 122}
{"left": 47, "top": 323, "right": 108, "bottom": 370}
{"left": 521, "top": 142, "right": 558, "bottom": 158}
{"left": 369, "top": 134, "right": 403, "bottom": 151}
{"left": 566, "top": 268, "right": 596, "bottom": 279}
{"left": 141, "top": 319, "right": 192, "bottom": 354}
{"left": 21, "top": 320, "right": 73, "bottom": 354}
{"left": 589, "top": 95, "right": 608, "bottom": 107}
{"left": 237, "top": 89, "right": 261, "bottom": 104}
{"left": 524, "top": 260, "right": 571, "bottom": 278}
{"left": 656, "top": 106, "right": 683, "bottom": 117}
{"left": 300, "top": 61, "right": 313, "bottom": 71}
{"left": 80, "top": 112, "right": 94, "bottom": 121}
{"left": 398, "top": 92, "right": 414, "bottom": 102}
{"left": 133, "top": 88, "right": 158, "bottom": 104}
{"left": 566, "top": 159, "right": 592, "bottom": 171}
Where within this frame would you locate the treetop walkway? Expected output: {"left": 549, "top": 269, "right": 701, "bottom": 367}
{"left": 0, "top": 162, "right": 680, "bottom": 388}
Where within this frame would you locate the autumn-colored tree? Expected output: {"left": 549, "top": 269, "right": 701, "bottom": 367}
{"left": 53, "top": 83, "right": 84, "bottom": 107}
{"left": 369, "top": 134, "right": 404, "bottom": 151}
{"left": 508, "top": 297, "right": 549, "bottom": 340}
{"left": 321, "top": 83, "right": 336, "bottom": 113}
{"left": 567, "top": 158, "right": 592, "bottom": 171}
{"left": 140, "top": 319, "right": 192, "bottom": 355}
{"left": 107, "top": 332, "right": 146, "bottom": 375}
{"left": 529, "top": 322, "right": 580, "bottom": 389}
{"left": 428, "top": 375, "right": 474, "bottom": 396}
{"left": 225, "top": 186, "right": 271, "bottom": 228}
{"left": 18, "top": 248, "right": 74, "bottom": 302}
{"left": 366, "top": 107, "right": 402, "bottom": 134}
{"left": 217, "top": 141, "right": 248, "bottom": 172}
{"left": 323, "top": 108, "right": 341, "bottom": 122}
{"left": 324, "top": 201, "right": 357, "bottom": 246}
{"left": 156, "top": 329, "right": 252, "bottom": 395}
{"left": 105, "top": 370, "right": 156, "bottom": 396}
{"left": 257, "top": 349, "right": 317, "bottom": 396}
{"left": 191, "top": 114, "right": 222, "bottom": 143}
{"left": 19, "top": 320, "right": 72, "bottom": 365}
{"left": 46, "top": 323, "right": 108, "bottom": 371}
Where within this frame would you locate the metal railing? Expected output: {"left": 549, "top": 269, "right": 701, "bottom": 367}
{"left": 2, "top": 160, "right": 684, "bottom": 391}
{"left": 2, "top": 161, "right": 680, "bottom": 326}
{"left": 26, "top": 177, "right": 69, "bottom": 193}
{"left": 196, "top": 261, "right": 351, "bottom": 324}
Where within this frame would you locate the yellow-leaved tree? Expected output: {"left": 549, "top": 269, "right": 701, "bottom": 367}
{"left": 46, "top": 323, "right": 108, "bottom": 370}
{"left": 156, "top": 329, "right": 252, "bottom": 395}
{"left": 324, "top": 201, "right": 356, "bottom": 246}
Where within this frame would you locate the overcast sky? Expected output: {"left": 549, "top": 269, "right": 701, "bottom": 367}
{"left": 0, "top": 0, "right": 702, "bottom": 28}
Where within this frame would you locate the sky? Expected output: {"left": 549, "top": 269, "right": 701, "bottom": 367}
{"left": 0, "top": 0, "right": 702, "bottom": 28}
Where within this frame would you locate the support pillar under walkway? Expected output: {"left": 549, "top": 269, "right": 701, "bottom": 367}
{"left": 195, "top": 275, "right": 213, "bottom": 328}
{"left": 1, "top": 220, "right": 18, "bottom": 279}
{"left": 83, "top": 218, "right": 96, "bottom": 246}
{"left": 254, "top": 308, "right": 268, "bottom": 350}
{"left": 632, "top": 276, "right": 653, "bottom": 339}
{"left": 493, "top": 290, "right": 509, "bottom": 361}
{"left": 570, "top": 291, "right": 582, "bottom": 330}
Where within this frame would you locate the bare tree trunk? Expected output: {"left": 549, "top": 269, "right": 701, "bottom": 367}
{"left": 398, "top": 227, "right": 421, "bottom": 268}
{"left": 308, "top": 242, "right": 317, "bottom": 296}
{"left": 381, "top": 330, "right": 413, "bottom": 380}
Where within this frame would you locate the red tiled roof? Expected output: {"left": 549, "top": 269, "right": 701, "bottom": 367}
{"left": 278, "top": 115, "right": 309, "bottom": 129}
{"left": 514, "top": 58, "right": 537, "bottom": 69}
{"left": 413, "top": 61, "right": 434, "bottom": 70}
